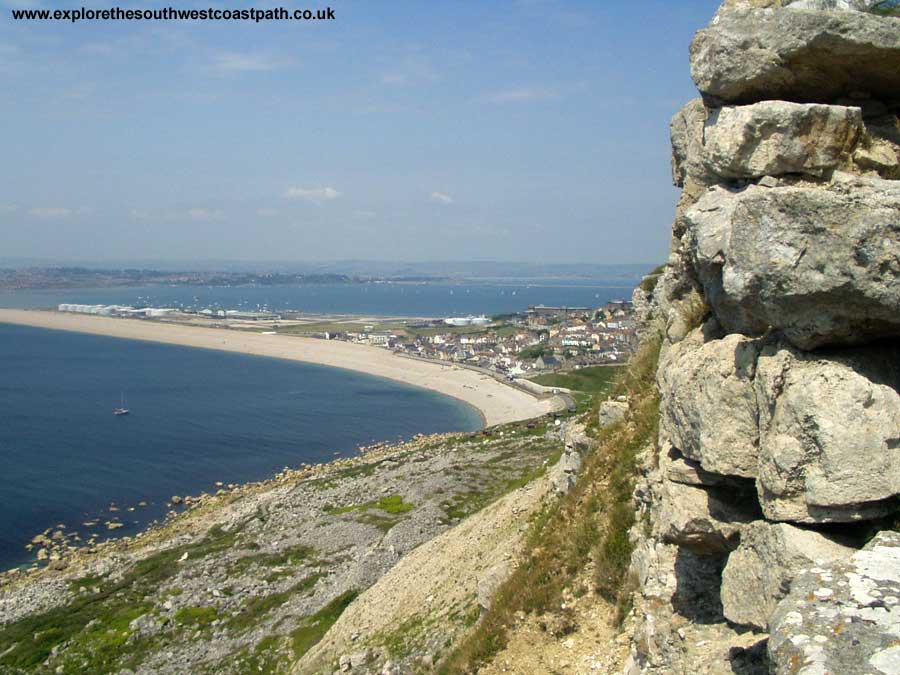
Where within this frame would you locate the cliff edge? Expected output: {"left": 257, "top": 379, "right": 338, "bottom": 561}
{"left": 626, "top": 1, "right": 900, "bottom": 673}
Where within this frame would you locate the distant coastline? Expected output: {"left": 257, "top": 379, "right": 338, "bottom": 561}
{"left": 0, "top": 309, "right": 561, "bottom": 427}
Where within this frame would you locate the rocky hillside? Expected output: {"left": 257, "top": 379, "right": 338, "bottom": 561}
{"left": 0, "top": 420, "right": 572, "bottom": 674}
{"left": 626, "top": 1, "right": 900, "bottom": 673}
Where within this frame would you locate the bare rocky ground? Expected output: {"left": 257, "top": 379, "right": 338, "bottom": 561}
{"left": 476, "top": 564, "right": 629, "bottom": 675}
{"left": 0, "top": 414, "right": 570, "bottom": 675}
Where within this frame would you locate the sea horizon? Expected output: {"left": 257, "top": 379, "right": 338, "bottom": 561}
{"left": 0, "top": 279, "right": 639, "bottom": 317}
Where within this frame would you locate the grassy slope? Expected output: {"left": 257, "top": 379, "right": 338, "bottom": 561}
{"left": 529, "top": 365, "right": 623, "bottom": 392}
{"left": 438, "top": 332, "right": 662, "bottom": 674}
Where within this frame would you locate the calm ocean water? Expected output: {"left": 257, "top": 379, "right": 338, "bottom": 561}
{"left": 0, "top": 280, "right": 637, "bottom": 316}
{"left": 0, "top": 324, "right": 481, "bottom": 570}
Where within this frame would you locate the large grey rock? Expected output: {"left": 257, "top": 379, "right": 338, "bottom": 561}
{"left": 703, "top": 101, "right": 862, "bottom": 178}
{"left": 855, "top": 130, "right": 900, "bottom": 178}
{"left": 477, "top": 561, "right": 511, "bottom": 613}
{"left": 654, "top": 479, "right": 756, "bottom": 554}
{"left": 627, "top": 538, "right": 766, "bottom": 675}
{"left": 721, "top": 521, "right": 854, "bottom": 630}
{"left": 671, "top": 99, "right": 714, "bottom": 188}
{"left": 755, "top": 342, "right": 900, "bottom": 523}
{"left": 686, "top": 175, "right": 900, "bottom": 349}
{"left": 597, "top": 400, "right": 628, "bottom": 428}
{"left": 662, "top": 444, "right": 730, "bottom": 488}
{"left": 769, "top": 530, "right": 900, "bottom": 675}
{"left": 690, "top": 3, "right": 900, "bottom": 106}
{"left": 658, "top": 327, "right": 761, "bottom": 478}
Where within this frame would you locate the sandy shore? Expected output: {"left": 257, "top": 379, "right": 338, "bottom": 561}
{"left": 0, "top": 309, "right": 558, "bottom": 426}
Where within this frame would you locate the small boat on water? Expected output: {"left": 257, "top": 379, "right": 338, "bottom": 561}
{"left": 114, "top": 393, "right": 130, "bottom": 416}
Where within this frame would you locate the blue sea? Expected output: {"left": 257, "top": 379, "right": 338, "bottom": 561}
{"left": 0, "top": 280, "right": 637, "bottom": 316}
{"left": 0, "top": 323, "right": 481, "bottom": 570}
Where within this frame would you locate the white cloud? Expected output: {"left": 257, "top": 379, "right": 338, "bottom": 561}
{"left": 379, "top": 56, "right": 438, "bottom": 87}
{"left": 210, "top": 51, "right": 290, "bottom": 74}
{"left": 187, "top": 208, "right": 213, "bottom": 220}
{"left": 430, "top": 192, "right": 454, "bottom": 205}
{"left": 284, "top": 186, "right": 341, "bottom": 203}
{"left": 29, "top": 207, "right": 71, "bottom": 218}
{"left": 257, "top": 207, "right": 279, "bottom": 217}
{"left": 482, "top": 86, "right": 558, "bottom": 104}
{"left": 0, "top": 202, "right": 18, "bottom": 213}
{"left": 354, "top": 210, "right": 377, "bottom": 218}
{"left": 129, "top": 208, "right": 150, "bottom": 221}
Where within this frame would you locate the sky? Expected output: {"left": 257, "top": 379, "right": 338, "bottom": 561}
{"left": 0, "top": 0, "right": 722, "bottom": 266}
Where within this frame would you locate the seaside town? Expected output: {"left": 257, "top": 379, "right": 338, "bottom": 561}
{"left": 56, "top": 300, "right": 639, "bottom": 377}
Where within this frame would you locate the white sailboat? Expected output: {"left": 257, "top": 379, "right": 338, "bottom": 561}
{"left": 114, "top": 392, "right": 130, "bottom": 416}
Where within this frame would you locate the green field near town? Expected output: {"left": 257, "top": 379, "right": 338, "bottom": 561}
{"left": 529, "top": 365, "right": 623, "bottom": 393}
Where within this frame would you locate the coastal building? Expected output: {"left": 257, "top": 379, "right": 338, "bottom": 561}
{"left": 224, "top": 310, "right": 281, "bottom": 321}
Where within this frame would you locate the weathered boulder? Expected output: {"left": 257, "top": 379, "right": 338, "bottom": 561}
{"left": 755, "top": 342, "right": 900, "bottom": 523}
{"left": 702, "top": 101, "right": 862, "bottom": 178}
{"left": 721, "top": 521, "right": 855, "bottom": 630}
{"left": 658, "top": 327, "right": 761, "bottom": 478}
{"left": 662, "top": 444, "right": 730, "bottom": 488}
{"left": 597, "top": 400, "right": 628, "bottom": 428}
{"left": 627, "top": 537, "right": 766, "bottom": 674}
{"left": 477, "top": 561, "right": 511, "bottom": 613}
{"left": 690, "top": 3, "right": 900, "bottom": 106}
{"left": 854, "top": 131, "right": 900, "bottom": 178}
{"left": 564, "top": 423, "right": 592, "bottom": 452}
{"left": 671, "top": 99, "right": 713, "bottom": 188}
{"left": 654, "top": 479, "right": 757, "bottom": 554}
{"left": 686, "top": 175, "right": 900, "bottom": 349}
{"left": 768, "top": 530, "right": 900, "bottom": 675}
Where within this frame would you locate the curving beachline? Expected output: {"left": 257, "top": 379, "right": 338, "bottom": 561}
{"left": 0, "top": 309, "right": 560, "bottom": 427}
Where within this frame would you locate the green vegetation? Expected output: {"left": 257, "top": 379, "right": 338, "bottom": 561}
{"left": 324, "top": 494, "right": 414, "bottom": 532}
{"left": 228, "top": 543, "right": 317, "bottom": 576}
{"left": 682, "top": 292, "right": 710, "bottom": 333}
{"left": 174, "top": 606, "right": 218, "bottom": 627}
{"left": 278, "top": 320, "right": 516, "bottom": 339}
{"left": 638, "top": 263, "right": 666, "bottom": 293}
{"left": 290, "top": 590, "right": 359, "bottom": 659}
{"left": 378, "top": 614, "right": 426, "bottom": 658}
{"left": 376, "top": 494, "right": 414, "bottom": 514}
{"left": 0, "top": 520, "right": 254, "bottom": 673}
{"left": 438, "top": 332, "right": 663, "bottom": 674}
{"left": 278, "top": 321, "right": 371, "bottom": 335}
{"left": 529, "top": 365, "right": 622, "bottom": 393}
{"left": 441, "top": 442, "right": 562, "bottom": 522}
{"left": 231, "top": 635, "right": 286, "bottom": 675}
{"left": 215, "top": 590, "right": 359, "bottom": 675}
{"left": 227, "top": 574, "right": 323, "bottom": 633}
{"left": 870, "top": 0, "right": 900, "bottom": 16}
{"left": 518, "top": 343, "right": 549, "bottom": 360}
{"left": 324, "top": 493, "right": 413, "bottom": 516}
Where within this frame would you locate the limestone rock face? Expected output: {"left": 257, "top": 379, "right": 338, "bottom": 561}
{"left": 768, "top": 531, "right": 900, "bottom": 675}
{"left": 702, "top": 102, "right": 862, "bottom": 178}
{"left": 755, "top": 342, "right": 900, "bottom": 523}
{"left": 654, "top": 479, "right": 756, "bottom": 554}
{"left": 686, "top": 176, "right": 900, "bottom": 349}
{"left": 477, "top": 561, "right": 511, "bottom": 613}
{"left": 670, "top": 99, "right": 712, "bottom": 188}
{"left": 662, "top": 444, "right": 730, "bottom": 488}
{"left": 720, "top": 521, "right": 854, "bottom": 630}
{"left": 658, "top": 328, "right": 760, "bottom": 478}
{"left": 690, "top": 4, "right": 900, "bottom": 105}
{"left": 628, "top": 2, "right": 900, "bottom": 671}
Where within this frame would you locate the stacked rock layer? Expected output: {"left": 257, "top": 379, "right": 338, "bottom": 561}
{"left": 625, "top": 2, "right": 900, "bottom": 673}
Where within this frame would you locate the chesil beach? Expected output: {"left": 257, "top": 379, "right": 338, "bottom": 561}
{"left": 0, "top": 308, "right": 558, "bottom": 427}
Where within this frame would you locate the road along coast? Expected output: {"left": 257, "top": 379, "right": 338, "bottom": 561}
{"left": 0, "top": 309, "right": 563, "bottom": 427}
